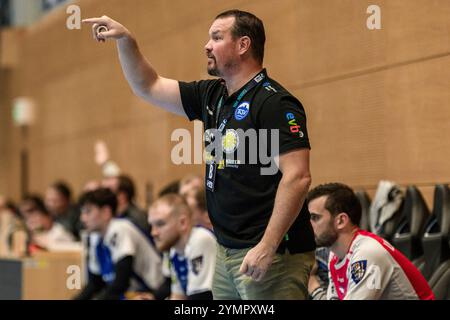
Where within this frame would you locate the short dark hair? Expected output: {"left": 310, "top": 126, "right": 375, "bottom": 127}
{"left": 22, "top": 194, "right": 50, "bottom": 216}
{"left": 307, "top": 183, "right": 362, "bottom": 226}
{"left": 79, "top": 188, "right": 117, "bottom": 215}
{"left": 51, "top": 181, "right": 72, "bottom": 201}
{"left": 215, "top": 9, "right": 265, "bottom": 64}
{"left": 158, "top": 180, "right": 180, "bottom": 197}
{"left": 118, "top": 175, "right": 135, "bottom": 202}
{"left": 5, "top": 200, "right": 20, "bottom": 218}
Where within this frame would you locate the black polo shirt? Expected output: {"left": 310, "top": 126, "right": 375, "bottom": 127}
{"left": 179, "top": 69, "right": 316, "bottom": 254}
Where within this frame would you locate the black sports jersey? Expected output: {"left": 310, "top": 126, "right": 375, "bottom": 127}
{"left": 179, "top": 69, "right": 315, "bottom": 253}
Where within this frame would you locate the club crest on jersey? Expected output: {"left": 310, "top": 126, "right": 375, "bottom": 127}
{"left": 234, "top": 102, "right": 250, "bottom": 121}
{"left": 351, "top": 260, "right": 367, "bottom": 284}
{"left": 222, "top": 129, "right": 239, "bottom": 154}
{"left": 191, "top": 255, "right": 204, "bottom": 275}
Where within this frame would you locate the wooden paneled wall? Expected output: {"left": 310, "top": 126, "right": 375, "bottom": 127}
{"left": 0, "top": 0, "right": 449, "bottom": 209}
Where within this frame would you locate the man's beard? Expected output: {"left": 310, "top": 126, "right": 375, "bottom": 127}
{"left": 315, "top": 226, "right": 338, "bottom": 247}
{"left": 155, "top": 233, "right": 180, "bottom": 252}
{"left": 207, "top": 58, "right": 221, "bottom": 77}
{"left": 207, "top": 65, "right": 220, "bottom": 77}
{"left": 207, "top": 58, "right": 237, "bottom": 77}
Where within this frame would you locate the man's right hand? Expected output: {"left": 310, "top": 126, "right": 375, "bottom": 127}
{"left": 81, "top": 15, "right": 187, "bottom": 118}
{"left": 82, "top": 15, "right": 130, "bottom": 42}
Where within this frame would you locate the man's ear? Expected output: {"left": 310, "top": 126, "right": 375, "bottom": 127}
{"left": 238, "top": 36, "right": 251, "bottom": 55}
{"left": 335, "top": 213, "right": 350, "bottom": 230}
{"left": 178, "top": 212, "right": 191, "bottom": 231}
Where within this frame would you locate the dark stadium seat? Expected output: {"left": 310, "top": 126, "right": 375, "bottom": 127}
{"left": 355, "top": 190, "right": 371, "bottom": 231}
{"left": 392, "top": 186, "right": 429, "bottom": 265}
{"left": 428, "top": 258, "right": 450, "bottom": 300}
{"left": 421, "top": 184, "right": 450, "bottom": 281}
{"left": 378, "top": 203, "right": 405, "bottom": 243}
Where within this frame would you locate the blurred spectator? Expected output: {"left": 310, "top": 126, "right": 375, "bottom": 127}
{"left": 102, "top": 174, "right": 149, "bottom": 232}
{"left": 158, "top": 180, "right": 180, "bottom": 197}
{"left": 5, "top": 201, "right": 22, "bottom": 219}
{"left": 94, "top": 140, "right": 121, "bottom": 179}
{"left": 178, "top": 174, "right": 211, "bottom": 230}
{"left": 75, "top": 188, "right": 164, "bottom": 300}
{"left": 45, "top": 181, "right": 82, "bottom": 240}
{"left": 183, "top": 187, "right": 212, "bottom": 230}
{"left": 0, "top": 198, "right": 28, "bottom": 257}
{"left": 20, "top": 195, "right": 75, "bottom": 253}
{"left": 83, "top": 180, "right": 101, "bottom": 192}
{"left": 179, "top": 174, "right": 202, "bottom": 197}
{"left": 0, "top": 195, "right": 6, "bottom": 210}
{"left": 148, "top": 194, "right": 216, "bottom": 300}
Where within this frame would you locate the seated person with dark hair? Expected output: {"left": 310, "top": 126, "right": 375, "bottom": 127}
{"left": 307, "top": 183, "right": 434, "bottom": 300}
{"left": 45, "top": 181, "right": 82, "bottom": 240}
{"left": 182, "top": 187, "right": 213, "bottom": 231}
{"left": 103, "top": 174, "right": 150, "bottom": 233}
{"left": 148, "top": 194, "right": 216, "bottom": 300}
{"left": 20, "top": 195, "right": 75, "bottom": 252}
{"left": 158, "top": 180, "right": 180, "bottom": 197}
{"left": 75, "top": 188, "right": 165, "bottom": 300}
{"left": 0, "top": 198, "right": 28, "bottom": 257}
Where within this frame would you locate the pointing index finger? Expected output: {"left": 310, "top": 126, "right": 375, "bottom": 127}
{"left": 82, "top": 17, "right": 107, "bottom": 24}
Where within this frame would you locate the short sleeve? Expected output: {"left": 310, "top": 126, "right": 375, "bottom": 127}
{"left": 258, "top": 94, "right": 310, "bottom": 155}
{"left": 105, "top": 225, "right": 136, "bottom": 263}
{"left": 178, "top": 80, "right": 214, "bottom": 122}
{"left": 186, "top": 231, "right": 217, "bottom": 295}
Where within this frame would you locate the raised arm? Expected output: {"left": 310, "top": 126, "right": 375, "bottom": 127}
{"left": 82, "top": 16, "right": 187, "bottom": 117}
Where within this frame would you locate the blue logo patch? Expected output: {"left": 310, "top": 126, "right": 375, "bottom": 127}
{"left": 263, "top": 81, "right": 277, "bottom": 92}
{"left": 234, "top": 102, "right": 250, "bottom": 121}
{"left": 351, "top": 260, "right": 367, "bottom": 284}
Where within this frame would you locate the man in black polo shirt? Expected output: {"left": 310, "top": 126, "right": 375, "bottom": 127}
{"left": 84, "top": 9, "right": 315, "bottom": 299}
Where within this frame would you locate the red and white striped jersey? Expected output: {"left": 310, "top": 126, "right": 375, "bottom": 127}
{"left": 327, "top": 229, "right": 434, "bottom": 300}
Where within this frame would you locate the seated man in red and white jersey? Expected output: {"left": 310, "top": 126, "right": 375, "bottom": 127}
{"left": 307, "top": 183, "right": 434, "bottom": 300}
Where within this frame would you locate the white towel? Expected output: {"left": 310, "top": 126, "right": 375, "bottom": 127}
{"left": 369, "top": 180, "right": 404, "bottom": 235}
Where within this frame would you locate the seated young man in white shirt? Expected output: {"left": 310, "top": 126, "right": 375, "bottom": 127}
{"left": 148, "top": 193, "right": 216, "bottom": 300}
{"left": 75, "top": 188, "right": 165, "bottom": 300}
{"left": 307, "top": 183, "right": 434, "bottom": 300}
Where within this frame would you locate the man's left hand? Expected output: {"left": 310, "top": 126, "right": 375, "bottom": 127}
{"left": 239, "top": 241, "right": 276, "bottom": 281}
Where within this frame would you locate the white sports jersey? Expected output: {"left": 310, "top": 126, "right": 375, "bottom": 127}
{"left": 327, "top": 229, "right": 434, "bottom": 300}
{"left": 88, "top": 219, "right": 164, "bottom": 291}
{"left": 163, "top": 227, "right": 216, "bottom": 296}
{"left": 34, "top": 222, "right": 76, "bottom": 250}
